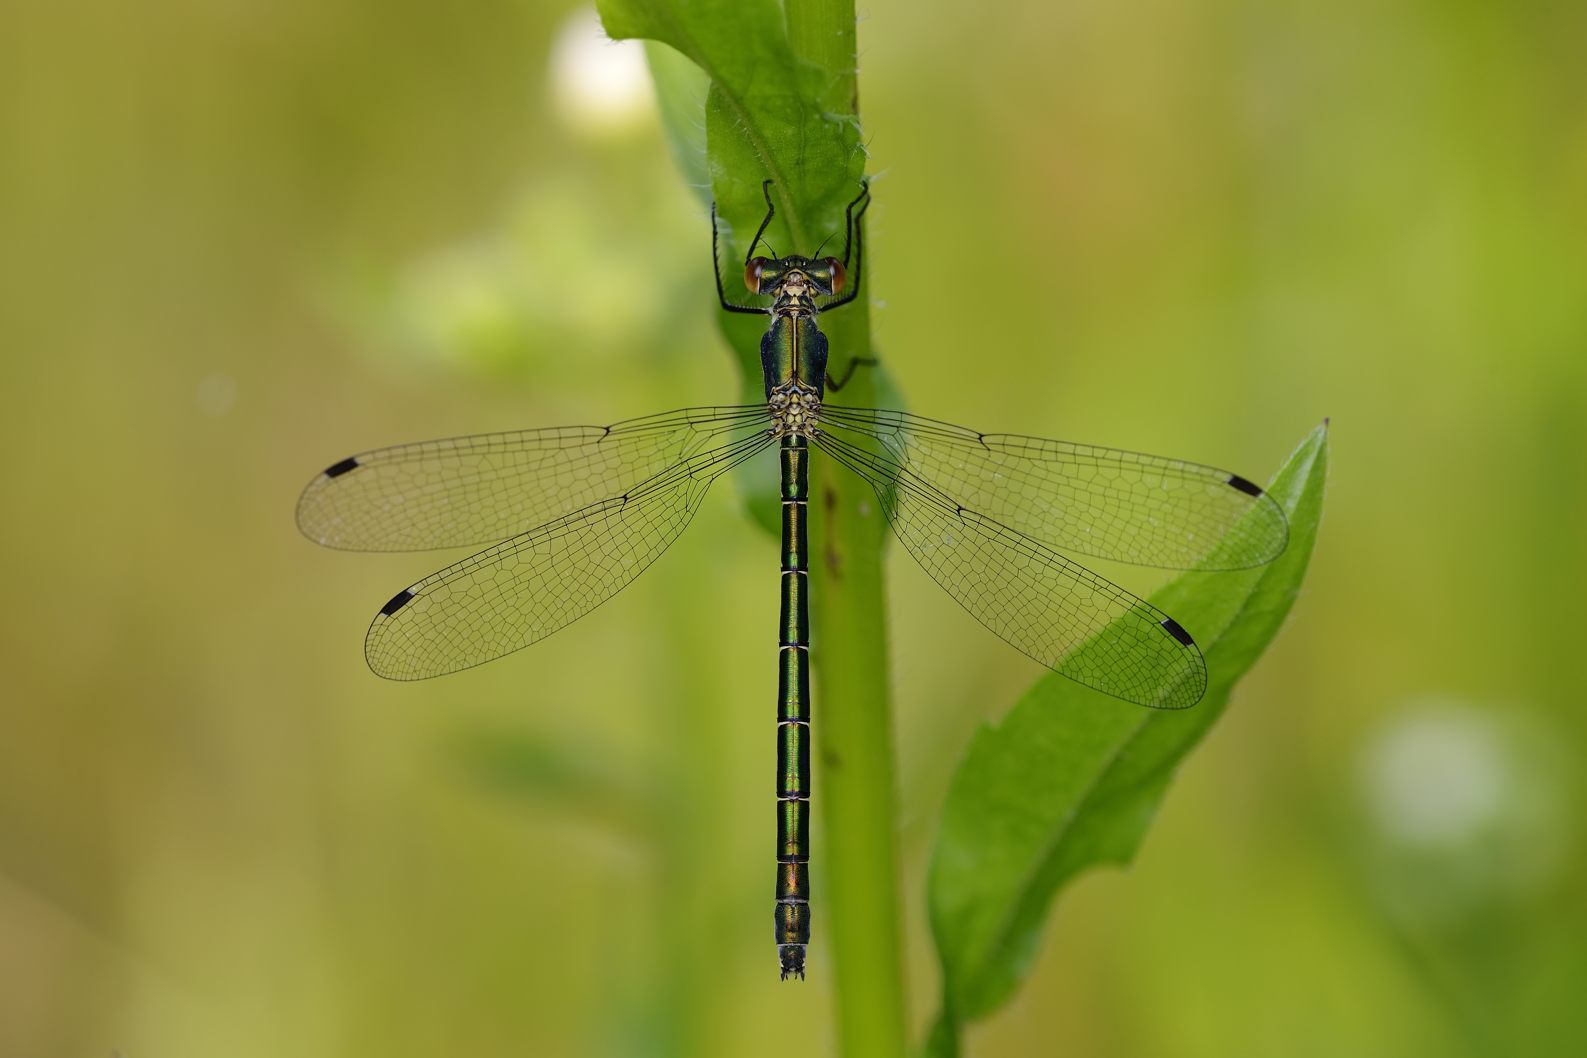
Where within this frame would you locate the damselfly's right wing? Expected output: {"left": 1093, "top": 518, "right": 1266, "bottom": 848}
{"left": 365, "top": 431, "right": 774, "bottom": 680}
{"left": 820, "top": 406, "right": 1286, "bottom": 571}
{"left": 297, "top": 405, "right": 768, "bottom": 552}
{"left": 815, "top": 431, "right": 1207, "bottom": 709}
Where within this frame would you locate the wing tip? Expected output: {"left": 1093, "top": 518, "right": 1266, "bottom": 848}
{"left": 1160, "top": 682, "right": 1207, "bottom": 710}
{"left": 365, "top": 596, "right": 428, "bottom": 681}
{"left": 1152, "top": 616, "right": 1208, "bottom": 709}
{"left": 366, "top": 661, "right": 423, "bottom": 681}
{"left": 296, "top": 457, "right": 359, "bottom": 545}
{"left": 1202, "top": 485, "right": 1289, "bottom": 570}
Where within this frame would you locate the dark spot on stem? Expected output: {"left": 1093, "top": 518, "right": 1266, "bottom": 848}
{"left": 822, "top": 484, "right": 844, "bottom": 578}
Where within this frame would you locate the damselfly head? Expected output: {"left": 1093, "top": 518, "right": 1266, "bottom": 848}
{"left": 746, "top": 256, "right": 845, "bottom": 298}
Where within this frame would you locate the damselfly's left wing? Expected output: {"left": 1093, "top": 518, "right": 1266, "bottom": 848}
{"left": 365, "top": 431, "right": 773, "bottom": 680}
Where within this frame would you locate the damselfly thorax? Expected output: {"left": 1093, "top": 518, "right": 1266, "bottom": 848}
{"left": 749, "top": 254, "right": 847, "bottom": 407}
{"left": 767, "top": 381, "right": 821, "bottom": 439}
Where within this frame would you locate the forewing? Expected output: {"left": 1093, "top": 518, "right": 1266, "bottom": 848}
{"left": 821, "top": 406, "right": 1286, "bottom": 571}
{"left": 365, "top": 432, "right": 772, "bottom": 680}
{"left": 816, "top": 433, "right": 1206, "bottom": 709}
{"left": 298, "top": 405, "right": 767, "bottom": 552}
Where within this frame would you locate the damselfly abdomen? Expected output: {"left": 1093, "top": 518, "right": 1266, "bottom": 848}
{"left": 296, "top": 181, "right": 1287, "bottom": 979}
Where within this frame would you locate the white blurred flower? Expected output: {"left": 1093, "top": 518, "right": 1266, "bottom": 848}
{"left": 549, "top": 8, "right": 654, "bottom": 138}
{"left": 1363, "top": 705, "right": 1504, "bottom": 848}
{"left": 1358, "top": 698, "right": 1571, "bottom": 926}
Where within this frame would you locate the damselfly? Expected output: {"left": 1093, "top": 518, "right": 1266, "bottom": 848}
{"left": 296, "top": 181, "right": 1288, "bottom": 979}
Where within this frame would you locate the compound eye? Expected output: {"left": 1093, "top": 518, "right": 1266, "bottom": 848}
{"left": 823, "top": 257, "right": 847, "bottom": 294}
{"left": 744, "top": 257, "right": 770, "bottom": 294}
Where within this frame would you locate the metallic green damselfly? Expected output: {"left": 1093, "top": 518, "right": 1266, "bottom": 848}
{"left": 297, "top": 181, "right": 1287, "bottom": 979}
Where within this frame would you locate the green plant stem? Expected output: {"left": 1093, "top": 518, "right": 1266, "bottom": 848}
{"left": 785, "top": 2, "right": 908, "bottom": 1055}
{"left": 809, "top": 454, "right": 906, "bottom": 1058}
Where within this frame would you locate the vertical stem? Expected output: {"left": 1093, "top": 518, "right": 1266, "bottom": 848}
{"left": 786, "top": 2, "right": 908, "bottom": 1056}
{"left": 811, "top": 428, "right": 905, "bottom": 1057}
{"left": 787, "top": 0, "right": 860, "bottom": 113}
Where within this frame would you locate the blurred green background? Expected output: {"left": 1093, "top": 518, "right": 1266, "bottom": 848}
{"left": 4, "top": 1, "right": 1585, "bottom": 1055}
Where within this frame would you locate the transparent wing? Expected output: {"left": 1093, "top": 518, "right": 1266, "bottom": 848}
{"left": 816, "top": 432, "right": 1206, "bottom": 709}
{"left": 820, "top": 406, "right": 1286, "bottom": 571}
{"left": 366, "top": 431, "right": 774, "bottom": 680}
{"left": 298, "top": 405, "right": 768, "bottom": 552}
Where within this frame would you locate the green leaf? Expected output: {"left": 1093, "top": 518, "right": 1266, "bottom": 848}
{"left": 596, "top": 0, "right": 867, "bottom": 376}
{"left": 598, "top": 0, "right": 866, "bottom": 269}
{"left": 925, "top": 423, "right": 1330, "bottom": 1055}
{"left": 600, "top": 0, "right": 873, "bottom": 534}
